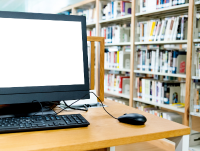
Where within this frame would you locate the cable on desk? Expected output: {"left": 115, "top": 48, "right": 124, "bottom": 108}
{"left": 90, "top": 92, "right": 118, "bottom": 120}
{"left": 55, "top": 92, "right": 118, "bottom": 120}
{"left": 55, "top": 93, "right": 90, "bottom": 115}
{"left": 63, "top": 100, "right": 88, "bottom": 112}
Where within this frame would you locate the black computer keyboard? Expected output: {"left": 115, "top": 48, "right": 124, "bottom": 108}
{"left": 0, "top": 114, "right": 90, "bottom": 133}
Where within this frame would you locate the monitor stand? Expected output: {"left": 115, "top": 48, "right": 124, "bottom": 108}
{"left": 0, "top": 102, "right": 55, "bottom": 118}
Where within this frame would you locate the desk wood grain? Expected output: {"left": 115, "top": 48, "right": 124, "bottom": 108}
{"left": 0, "top": 99, "right": 190, "bottom": 151}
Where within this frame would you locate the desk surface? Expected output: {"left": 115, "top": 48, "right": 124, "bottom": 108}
{"left": 0, "top": 99, "right": 190, "bottom": 151}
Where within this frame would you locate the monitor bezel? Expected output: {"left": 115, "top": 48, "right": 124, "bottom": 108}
{"left": 0, "top": 11, "right": 89, "bottom": 95}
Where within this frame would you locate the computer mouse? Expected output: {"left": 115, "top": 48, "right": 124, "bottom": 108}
{"left": 118, "top": 113, "right": 147, "bottom": 125}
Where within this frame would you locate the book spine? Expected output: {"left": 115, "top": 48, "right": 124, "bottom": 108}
{"left": 139, "top": 79, "right": 142, "bottom": 98}
{"left": 112, "top": 1, "right": 114, "bottom": 18}
{"left": 119, "top": 76, "right": 122, "bottom": 93}
{"left": 150, "top": 80, "right": 152, "bottom": 101}
{"left": 156, "top": 82, "right": 159, "bottom": 103}
{"left": 165, "top": 51, "right": 168, "bottom": 73}
{"left": 156, "top": 0, "right": 159, "bottom": 9}
{"left": 159, "top": 51, "right": 163, "bottom": 72}
{"left": 142, "top": 50, "right": 146, "bottom": 71}
{"left": 149, "top": 50, "right": 152, "bottom": 71}
{"left": 196, "top": 49, "right": 199, "bottom": 77}
{"left": 162, "top": 52, "right": 165, "bottom": 73}
{"left": 137, "top": 78, "right": 140, "bottom": 98}
{"left": 155, "top": 48, "right": 159, "bottom": 72}
{"left": 146, "top": 50, "right": 150, "bottom": 71}
{"left": 142, "top": 79, "right": 145, "bottom": 99}
{"left": 161, "top": 86, "right": 164, "bottom": 104}
{"left": 117, "top": 51, "right": 119, "bottom": 68}
{"left": 180, "top": 17, "right": 184, "bottom": 40}
{"left": 172, "top": 51, "right": 177, "bottom": 74}
{"left": 168, "top": 51, "right": 172, "bottom": 74}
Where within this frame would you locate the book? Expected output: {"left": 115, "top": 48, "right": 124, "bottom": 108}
{"left": 139, "top": 0, "right": 188, "bottom": 13}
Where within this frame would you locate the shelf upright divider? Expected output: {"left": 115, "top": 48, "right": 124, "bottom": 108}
{"left": 95, "top": 0, "right": 101, "bottom": 95}
{"left": 129, "top": 0, "right": 137, "bottom": 107}
{"left": 184, "top": 0, "right": 195, "bottom": 126}
{"left": 72, "top": 7, "right": 76, "bottom": 15}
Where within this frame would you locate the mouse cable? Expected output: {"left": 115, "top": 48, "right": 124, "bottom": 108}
{"left": 63, "top": 100, "right": 88, "bottom": 112}
{"left": 55, "top": 92, "right": 118, "bottom": 120}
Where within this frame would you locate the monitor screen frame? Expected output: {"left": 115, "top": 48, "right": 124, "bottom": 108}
{"left": 0, "top": 11, "right": 89, "bottom": 96}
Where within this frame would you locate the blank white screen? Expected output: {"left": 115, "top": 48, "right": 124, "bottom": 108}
{"left": 0, "top": 18, "right": 85, "bottom": 88}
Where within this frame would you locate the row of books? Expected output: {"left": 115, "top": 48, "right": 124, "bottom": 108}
{"left": 102, "top": 1, "right": 131, "bottom": 20}
{"left": 195, "top": 13, "right": 200, "bottom": 39}
{"left": 105, "top": 96, "right": 129, "bottom": 106}
{"left": 136, "top": 102, "right": 182, "bottom": 124}
{"left": 105, "top": 48, "right": 130, "bottom": 69}
{"left": 194, "top": 89, "right": 200, "bottom": 113}
{"left": 104, "top": 73, "right": 130, "bottom": 95}
{"left": 194, "top": 48, "right": 200, "bottom": 78}
{"left": 77, "top": 7, "right": 96, "bottom": 23}
{"left": 139, "top": 0, "right": 189, "bottom": 13}
{"left": 136, "top": 45, "right": 187, "bottom": 74}
{"left": 137, "top": 15, "right": 188, "bottom": 42}
{"left": 87, "top": 28, "right": 96, "bottom": 36}
{"left": 136, "top": 78, "right": 186, "bottom": 104}
{"left": 101, "top": 25, "right": 130, "bottom": 43}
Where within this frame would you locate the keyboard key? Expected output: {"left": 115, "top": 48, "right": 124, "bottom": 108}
{"left": 59, "top": 122, "right": 65, "bottom": 126}
{"left": 50, "top": 116, "right": 55, "bottom": 121}
{"left": 81, "top": 120, "right": 87, "bottom": 123}
{"left": 32, "top": 124, "right": 37, "bottom": 127}
{"left": 53, "top": 122, "right": 58, "bottom": 126}
{"left": 37, "top": 124, "right": 46, "bottom": 127}
{"left": 26, "top": 124, "right": 31, "bottom": 128}
{"left": 55, "top": 116, "right": 61, "bottom": 120}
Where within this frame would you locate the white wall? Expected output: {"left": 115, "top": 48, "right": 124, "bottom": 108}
{"left": 25, "top": 0, "right": 84, "bottom": 14}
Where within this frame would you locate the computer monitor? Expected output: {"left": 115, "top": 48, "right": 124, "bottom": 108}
{"left": 0, "top": 11, "right": 89, "bottom": 105}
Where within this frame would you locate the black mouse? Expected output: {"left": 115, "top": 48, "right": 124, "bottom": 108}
{"left": 118, "top": 113, "right": 147, "bottom": 125}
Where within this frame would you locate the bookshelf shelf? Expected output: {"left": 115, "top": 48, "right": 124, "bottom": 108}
{"left": 135, "top": 40, "right": 188, "bottom": 45}
{"left": 104, "top": 68, "right": 130, "bottom": 72}
{"left": 87, "top": 22, "right": 96, "bottom": 26}
{"left": 105, "top": 91, "right": 129, "bottom": 99}
{"left": 195, "top": 1, "right": 200, "bottom": 5}
{"left": 190, "top": 112, "right": 200, "bottom": 117}
{"left": 99, "top": 15, "right": 132, "bottom": 24}
{"left": 193, "top": 39, "right": 200, "bottom": 43}
{"left": 192, "top": 76, "right": 200, "bottom": 80}
{"left": 105, "top": 42, "right": 131, "bottom": 46}
{"left": 189, "top": 145, "right": 200, "bottom": 150}
{"left": 135, "top": 4, "right": 189, "bottom": 17}
{"left": 134, "top": 70, "right": 186, "bottom": 78}
{"left": 133, "top": 98, "right": 185, "bottom": 113}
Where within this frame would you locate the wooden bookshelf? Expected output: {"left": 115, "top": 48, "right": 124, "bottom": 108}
{"left": 104, "top": 68, "right": 130, "bottom": 72}
{"left": 135, "top": 3, "right": 189, "bottom": 17}
{"left": 134, "top": 70, "right": 186, "bottom": 78}
{"left": 87, "top": 22, "right": 96, "bottom": 27}
{"left": 105, "top": 91, "right": 130, "bottom": 99}
{"left": 135, "top": 40, "right": 188, "bottom": 45}
{"left": 99, "top": 15, "right": 131, "bottom": 23}
{"left": 134, "top": 98, "right": 185, "bottom": 113}
{"left": 56, "top": 0, "right": 200, "bottom": 148}
{"left": 105, "top": 42, "right": 131, "bottom": 46}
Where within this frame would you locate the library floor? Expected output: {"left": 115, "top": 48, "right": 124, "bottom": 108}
{"left": 116, "top": 139, "right": 175, "bottom": 151}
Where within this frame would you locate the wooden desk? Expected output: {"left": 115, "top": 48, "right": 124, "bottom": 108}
{"left": 0, "top": 99, "right": 190, "bottom": 151}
